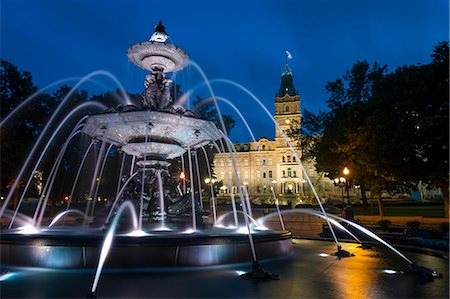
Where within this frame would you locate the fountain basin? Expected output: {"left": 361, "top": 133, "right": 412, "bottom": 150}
{"left": 82, "top": 111, "right": 222, "bottom": 159}
{"left": 0, "top": 230, "right": 292, "bottom": 268}
{"left": 127, "top": 41, "right": 188, "bottom": 72}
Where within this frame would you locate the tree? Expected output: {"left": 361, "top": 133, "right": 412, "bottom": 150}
{"left": 302, "top": 43, "right": 449, "bottom": 217}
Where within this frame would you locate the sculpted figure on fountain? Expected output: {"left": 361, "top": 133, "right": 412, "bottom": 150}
{"left": 141, "top": 71, "right": 174, "bottom": 110}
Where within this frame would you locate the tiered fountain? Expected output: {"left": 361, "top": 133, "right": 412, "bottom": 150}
{"left": 0, "top": 22, "right": 443, "bottom": 299}
{"left": 0, "top": 21, "right": 291, "bottom": 272}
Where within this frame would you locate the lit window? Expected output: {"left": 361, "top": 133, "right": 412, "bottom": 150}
{"left": 245, "top": 159, "right": 249, "bottom": 166}
{"left": 245, "top": 171, "right": 249, "bottom": 179}
{"left": 256, "top": 171, "right": 261, "bottom": 178}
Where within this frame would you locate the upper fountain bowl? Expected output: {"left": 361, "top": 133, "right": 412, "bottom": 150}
{"left": 127, "top": 41, "right": 189, "bottom": 73}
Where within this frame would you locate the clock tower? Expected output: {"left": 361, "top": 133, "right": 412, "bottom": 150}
{"left": 274, "top": 63, "right": 301, "bottom": 149}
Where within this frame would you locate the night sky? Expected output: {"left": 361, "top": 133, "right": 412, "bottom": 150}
{"left": 1, "top": 0, "right": 448, "bottom": 142}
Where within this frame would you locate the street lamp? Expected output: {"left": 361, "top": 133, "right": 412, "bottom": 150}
{"left": 333, "top": 177, "right": 347, "bottom": 203}
{"left": 343, "top": 167, "right": 350, "bottom": 203}
{"left": 204, "top": 177, "right": 217, "bottom": 225}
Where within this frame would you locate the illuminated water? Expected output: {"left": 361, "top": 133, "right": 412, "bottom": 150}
{"left": 1, "top": 240, "right": 447, "bottom": 298}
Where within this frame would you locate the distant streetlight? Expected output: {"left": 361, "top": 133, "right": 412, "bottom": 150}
{"left": 343, "top": 167, "right": 350, "bottom": 175}
{"left": 180, "top": 172, "right": 186, "bottom": 193}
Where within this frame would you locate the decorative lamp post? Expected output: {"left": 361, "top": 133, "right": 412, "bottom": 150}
{"left": 204, "top": 178, "right": 217, "bottom": 225}
{"left": 343, "top": 167, "right": 350, "bottom": 203}
{"left": 333, "top": 177, "right": 347, "bottom": 203}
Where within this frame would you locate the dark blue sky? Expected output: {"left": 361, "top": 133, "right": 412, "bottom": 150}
{"left": 1, "top": 0, "right": 448, "bottom": 142}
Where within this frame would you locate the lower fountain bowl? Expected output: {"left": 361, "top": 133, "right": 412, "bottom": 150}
{"left": 0, "top": 229, "right": 292, "bottom": 268}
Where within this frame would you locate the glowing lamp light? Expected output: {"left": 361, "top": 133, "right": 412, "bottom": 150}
{"left": 235, "top": 270, "right": 246, "bottom": 276}
{"left": 343, "top": 167, "right": 350, "bottom": 175}
{"left": 319, "top": 253, "right": 329, "bottom": 257}
{"left": 383, "top": 269, "right": 397, "bottom": 275}
{"left": 204, "top": 178, "right": 211, "bottom": 184}
{"left": 180, "top": 172, "right": 185, "bottom": 179}
{"left": 183, "top": 228, "right": 196, "bottom": 234}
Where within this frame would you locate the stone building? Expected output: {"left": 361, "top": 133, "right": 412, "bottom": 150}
{"left": 213, "top": 63, "right": 334, "bottom": 204}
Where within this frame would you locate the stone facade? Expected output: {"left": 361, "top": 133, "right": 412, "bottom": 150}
{"left": 213, "top": 64, "right": 334, "bottom": 203}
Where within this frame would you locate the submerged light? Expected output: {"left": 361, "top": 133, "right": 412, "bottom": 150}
{"left": 126, "top": 230, "right": 148, "bottom": 237}
{"left": 17, "top": 224, "right": 40, "bottom": 235}
{"left": 0, "top": 272, "right": 17, "bottom": 281}
{"left": 382, "top": 269, "right": 398, "bottom": 275}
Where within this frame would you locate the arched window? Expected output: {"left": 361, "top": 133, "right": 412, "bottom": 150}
{"left": 262, "top": 144, "right": 266, "bottom": 150}
{"left": 293, "top": 171, "right": 297, "bottom": 177}
{"left": 282, "top": 170, "right": 286, "bottom": 177}
{"left": 282, "top": 156, "right": 286, "bottom": 163}
{"left": 285, "top": 106, "right": 290, "bottom": 112}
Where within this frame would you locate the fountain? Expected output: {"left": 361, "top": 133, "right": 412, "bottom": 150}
{"left": 0, "top": 21, "right": 291, "bottom": 270}
{"left": 0, "top": 21, "right": 445, "bottom": 298}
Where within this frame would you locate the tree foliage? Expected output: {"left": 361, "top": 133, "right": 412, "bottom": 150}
{"left": 297, "top": 43, "right": 449, "bottom": 216}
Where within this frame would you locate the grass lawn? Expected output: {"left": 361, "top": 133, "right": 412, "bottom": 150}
{"left": 353, "top": 204, "right": 446, "bottom": 218}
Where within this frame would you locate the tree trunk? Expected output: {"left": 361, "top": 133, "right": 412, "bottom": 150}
{"left": 442, "top": 181, "right": 449, "bottom": 219}
{"left": 360, "top": 184, "right": 368, "bottom": 207}
{"left": 377, "top": 192, "right": 384, "bottom": 217}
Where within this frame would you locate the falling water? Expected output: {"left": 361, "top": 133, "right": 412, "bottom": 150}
{"left": 205, "top": 96, "right": 285, "bottom": 230}
{"left": 328, "top": 214, "right": 413, "bottom": 264}
{"left": 216, "top": 210, "right": 261, "bottom": 229}
{"left": 48, "top": 209, "right": 87, "bottom": 228}
{"left": 35, "top": 128, "right": 84, "bottom": 227}
{"left": 200, "top": 146, "right": 217, "bottom": 225}
{"left": 91, "top": 144, "right": 114, "bottom": 217}
{"left": 67, "top": 141, "right": 95, "bottom": 210}
{"left": 8, "top": 102, "right": 105, "bottom": 228}
{"left": 156, "top": 170, "right": 166, "bottom": 229}
{"left": 105, "top": 172, "right": 139, "bottom": 224}
{"left": 257, "top": 209, "right": 361, "bottom": 243}
{"left": 91, "top": 201, "right": 139, "bottom": 294}
{"left": 210, "top": 78, "right": 340, "bottom": 248}
{"left": 187, "top": 145, "right": 197, "bottom": 230}
{"left": 193, "top": 151, "right": 204, "bottom": 209}
{"left": 214, "top": 140, "right": 239, "bottom": 226}
{"left": 180, "top": 154, "right": 186, "bottom": 194}
{"left": 0, "top": 71, "right": 129, "bottom": 218}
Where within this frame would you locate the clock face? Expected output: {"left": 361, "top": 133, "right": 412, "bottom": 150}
{"left": 285, "top": 119, "right": 290, "bottom": 124}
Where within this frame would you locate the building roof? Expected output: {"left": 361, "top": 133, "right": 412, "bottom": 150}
{"left": 276, "top": 64, "right": 298, "bottom": 97}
